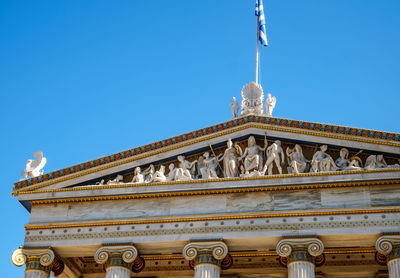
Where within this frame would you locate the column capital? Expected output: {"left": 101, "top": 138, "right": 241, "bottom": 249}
{"left": 12, "top": 248, "right": 55, "bottom": 267}
{"left": 11, "top": 247, "right": 64, "bottom": 276}
{"left": 376, "top": 235, "right": 400, "bottom": 255}
{"left": 183, "top": 241, "right": 228, "bottom": 261}
{"left": 94, "top": 245, "right": 138, "bottom": 264}
{"left": 276, "top": 238, "right": 324, "bottom": 257}
{"left": 94, "top": 245, "right": 145, "bottom": 274}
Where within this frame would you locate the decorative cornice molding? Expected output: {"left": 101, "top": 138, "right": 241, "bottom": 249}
{"left": 16, "top": 169, "right": 400, "bottom": 196}
{"left": 26, "top": 178, "right": 400, "bottom": 205}
{"left": 375, "top": 235, "right": 400, "bottom": 255}
{"left": 13, "top": 115, "right": 400, "bottom": 193}
{"left": 11, "top": 248, "right": 55, "bottom": 267}
{"left": 94, "top": 245, "right": 138, "bottom": 264}
{"left": 276, "top": 238, "right": 324, "bottom": 257}
{"left": 183, "top": 242, "right": 228, "bottom": 261}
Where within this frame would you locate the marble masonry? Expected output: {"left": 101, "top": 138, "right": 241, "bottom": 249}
{"left": 11, "top": 89, "right": 400, "bottom": 278}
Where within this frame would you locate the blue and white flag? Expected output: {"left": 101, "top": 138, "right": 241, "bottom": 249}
{"left": 255, "top": 0, "right": 268, "bottom": 46}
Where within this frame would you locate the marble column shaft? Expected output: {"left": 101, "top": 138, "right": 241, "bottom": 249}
{"left": 194, "top": 264, "right": 220, "bottom": 278}
{"left": 105, "top": 266, "right": 131, "bottom": 278}
{"left": 288, "top": 261, "right": 315, "bottom": 278}
{"left": 24, "top": 270, "right": 50, "bottom": 278}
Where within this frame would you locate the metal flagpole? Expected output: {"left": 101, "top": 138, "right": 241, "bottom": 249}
{"left": 255, "top": 13, "right": 260, "bottom": 84}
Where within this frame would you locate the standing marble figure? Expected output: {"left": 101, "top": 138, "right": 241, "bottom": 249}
{"left": 218, "top": 138, "right": 242, "bottom": 178}
{"left": 263, "top": 140, "right": 285, "bottom": 175}
{"left": 229, "top": 97, "right": 239, "bottom": 118}
{"left": 265, "top": 93, "right": 276, "bottom": 117}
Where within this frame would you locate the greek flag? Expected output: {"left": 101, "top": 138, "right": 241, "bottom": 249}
{"left": 255, "top": 0, "right": 268, "bottom": 46}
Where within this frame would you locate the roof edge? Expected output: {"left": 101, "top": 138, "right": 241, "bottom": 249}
{"left": 12, "top": 115, "right": 400, "bottom": 193}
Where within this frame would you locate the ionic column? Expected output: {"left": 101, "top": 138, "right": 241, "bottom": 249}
{"left": 183, "top": 241, "right": 228, "bottom": 278}
{"left": 276, "top": 238, "right": 324, "bottom": 278}
{"left": 94, "top": 245, "right": 138, "bottom": 278}
{"left": 11, "top": 248, "right": 56, "bottom": 278}
{"left": 376, "top": 236, "right": 400, "bottom": 278}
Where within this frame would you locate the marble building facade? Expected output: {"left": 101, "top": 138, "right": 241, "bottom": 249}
{"left": 11, "top": 108, "right": 400, "bottom": 278}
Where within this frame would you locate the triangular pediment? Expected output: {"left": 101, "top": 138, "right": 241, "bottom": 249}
{"left": 13, "top": 115, "right": 400, "bottom": 197}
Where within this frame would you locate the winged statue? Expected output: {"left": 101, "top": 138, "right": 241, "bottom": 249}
{"left": 265, "top": 93, "right": 276, "bottom": 117}
{"left": 21, "top": 151, "right": 47, "bottom": 179}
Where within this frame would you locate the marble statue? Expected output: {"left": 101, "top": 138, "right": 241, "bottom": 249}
{"left": 240, "top": 136, "right": 266, "bottom": 172}
{"left": 199, "top": 152, "right": 221, "bottom": 179}
{"left": 153, "top": 165, "right": 167, "bottom": 182}
{"left": 131, "top": 167, "right": 144, "bottom": 183}
{"left": 107, "top": 175, "right": 124, "bottom": 185}
{"left": 263, "top": 140, "right": 285, "bottom": 175}
{"left": 217, "top": 138, "right": 242, "bottom": 178}
{"left": 143, "top": 164, "right": 155, "bottom": 183}
{"left": 365, "top": 154, "right": 400, "bottom": 170}
{"left": 265, "top": 93, "right": 276, "bottom": 117}
{"left": 240, "top": 165, "right": 263, "bottom": 178}
{"left": 335, "top": 148, "right": 351, "bottom": 171}
{"left": 229, "top": 97, "right": 239, "bottom": 118}
{"left": 311, "top": 145, "right": 338, "bottom": 172}
{"left": 344, "top": 160, "right": 362, "bottom": 171}
{"left": 166, "top": 164, "right": 178, "bottom": 181}
{"left": 286, "top": 144, "right": 309, "bottom": 174}
{"left": 177, "top": 155, "right": 197, "bottom": 178}
{"left": 96, "top": 179, "right": 105, "bottom": 185}
{"left": 21, "top": 151, "right": 47, "bottom": 179}
{"left": 166, "top": 156, "right": 196, "bottom": 182}
{"left": 240, "top": 82, "right": 264, "bottom": 115}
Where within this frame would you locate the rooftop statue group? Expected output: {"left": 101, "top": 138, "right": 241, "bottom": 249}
{"left": 122, "top": 136, "right": 400, "bottom": 185}
{"left": 230, "top": 82, "right": 276, "bottom": 118}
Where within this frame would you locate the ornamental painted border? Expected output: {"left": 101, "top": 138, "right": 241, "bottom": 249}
{"left": 13, "top": 115, "right": 400, "bottom": 191}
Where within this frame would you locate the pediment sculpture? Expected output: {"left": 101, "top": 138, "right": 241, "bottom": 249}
{"left": 96, "top": 136, "right": 400, "bottom": 186}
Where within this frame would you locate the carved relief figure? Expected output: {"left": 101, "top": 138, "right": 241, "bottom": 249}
{"left": 107, "top": 175, "right": 124, "bottom": 185}
{"left": 131, "top": 167, "right": 144, "bottom": 183}
{"left": 263, "top": 140, "right": 285, "bottom": 175}
{"left": 153, "top": 165, "right": 167, "bottom": 182}
{"left": 177, "top": 155, "right": 197, "bottom": 179}
{"left": 335, "top": 148, "right": 350, "bottom": 171}
{"left": 21, "top": 151, "right": 47, "bottom": 179}
{"left": 265, "top": 93, "right": 276, "bottom": 117}
{"left": 218, "top": 138, "right": 242, "bottom": 178}
{"left": 286, "top": 144, "right": 309, "bottom": 174}
{"left": 240, "top": 136, "right": 266, "bottom": 173}
{"left": 311, "top": 145, "right": 338, "bottom": 172}
{"left": 365, "top": 154, "right": 400, "bottom": 170}
{"left": 200, "top": 152, "right": 221, "bottom": 179}
{"left": 166, "top": 164, "right": 178, "bottom": 181}
{"left": 143, "top": 164, "right": 155, "bottom": 183}
{"left": 229, "top": 97, "right": 239, "bottom": 118}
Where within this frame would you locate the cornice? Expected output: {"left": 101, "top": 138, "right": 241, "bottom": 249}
{"left": 24, "top": 206, "right": 400, "bottom": 230}
{"left": 13, "top": 116, "right": 400, "bottom": 194}
{"left": 25, "top": 178, "right": 400, "bottom": 205}
{"left": 15, "top": 168, "right": 400, "bottom": 196}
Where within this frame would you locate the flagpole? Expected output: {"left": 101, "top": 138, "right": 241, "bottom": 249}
{"left": 255, "top": 14, "right": 259, "bottom": 84}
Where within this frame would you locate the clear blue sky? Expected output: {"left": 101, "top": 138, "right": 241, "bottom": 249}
{"left": 1, "top": 0, "right": 399, "bottom": 275}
